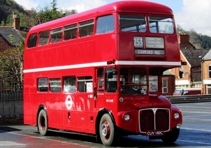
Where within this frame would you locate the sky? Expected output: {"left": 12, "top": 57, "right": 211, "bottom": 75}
{"left": 14, "top": 0, "right": 211, "bottom": 36}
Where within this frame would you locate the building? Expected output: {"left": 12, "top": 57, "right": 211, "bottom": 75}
{"left": 0, "top": 15, "right": 23, "bottom": 52}
{"left": 201, "top": 49, "right": 211, "bottom": 94}
{"left": 170, "top": 32, "right": 209, "bottom": 92}
{"left": 178, "top": 32, "right": 196, "bottom": 49}
{"left": 0, "top": 15, "right": 24, "bottom": 90}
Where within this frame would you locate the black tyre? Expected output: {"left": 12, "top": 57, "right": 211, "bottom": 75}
{"left": 38, "top": 110, "right": 48, "bottom": 136}
{"left": 162, "top": 128, "right": 180, "bottom": 143}
{"left": 99, "top": 114, "right": 115, "bottom": 146}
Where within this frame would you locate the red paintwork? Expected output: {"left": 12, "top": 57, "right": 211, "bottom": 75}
{"left": 24, "top": 0, "right": 182, "bottom": 138}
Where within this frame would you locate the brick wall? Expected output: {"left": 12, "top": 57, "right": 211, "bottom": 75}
{"left": 0, "top": 37, "right": 12, "bottom": 52}
{"left": 170, "top": 52, "right": 191, "bottom": 88}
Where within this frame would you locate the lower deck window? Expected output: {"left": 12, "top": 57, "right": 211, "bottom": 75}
{"left": 78, "top": 76, "right": 93, "bottom": 92}
{"left": 50, "top": 78, "right": 61, "bottom": 92}
{"left": 38, "top": 78, "right": 48, "bottom": 92}
{"left": 64, "top": 76, "right": 76, "bottom": 93}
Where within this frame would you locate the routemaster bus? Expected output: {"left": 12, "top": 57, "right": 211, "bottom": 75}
{"left": 24, "top": 1, "right": 182, "bottom": 146}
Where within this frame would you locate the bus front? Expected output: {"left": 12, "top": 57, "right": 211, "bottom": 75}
{"left": 113, "top": 2, "right": 182, "bottom": 144}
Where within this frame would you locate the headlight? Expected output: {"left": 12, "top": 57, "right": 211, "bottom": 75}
{"left": 124, "top": 114, "right": 130, "bottom": 121}
{"left": 174, "top": 113, "right": 180, "bottom": 119}
{"left": 146, "top": 37, "right": 164, "bottom": 48}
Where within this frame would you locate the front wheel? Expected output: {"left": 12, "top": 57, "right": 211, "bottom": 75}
{"left": 38, "top": 109, "right": 48, "bottom": 136}
{"left": 99, "top": 114, "right": 115, "bottom": 146}
{"left": 162, "top": 128, "right": 180, "bottom": 143}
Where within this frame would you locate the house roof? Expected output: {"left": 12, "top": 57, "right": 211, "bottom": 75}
{"left": 181, "top": 49, "right": 209, "bottom": 67}
{"left": 0, "top": 27, "right": 23, "bottom": 46}
{"left": 202, "top": 49, "right": 211, "bottom": 61}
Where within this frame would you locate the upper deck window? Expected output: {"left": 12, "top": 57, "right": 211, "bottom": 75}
{"left": 96, "top": 15, "right": 114, "bottom": 34}
{"left": 119, "top": 15, "right": 146, "bottom": 32}
{"left": 38, "top": 30, "right": 49, "bottom": 46}
{"left": 149, "top": 17, "right": 174, "bottom": 34}
{"left": 79, "top": 19, "right": 94, "bottom": 37}
{"left": 50, "top": 27, "right": 62, "bottom": 43}
{"left": 64, "top": 24, "right": 77, "bottom": 40}
{"left": 27, "top": 33, "right": 37, "bottom": 48}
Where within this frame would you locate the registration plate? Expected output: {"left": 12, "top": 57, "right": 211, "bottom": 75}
{"left": 146, "top": 131, "right": 164, "bottom": 136}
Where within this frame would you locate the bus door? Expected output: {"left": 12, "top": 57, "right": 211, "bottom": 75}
{"left": 95, "top": 68, "right": 105, "bottom": 108}
{"left": 63, "top": 76, "right": 96, "bottom": 133}
{"left": 95, "top": 68, "right": 118, "bottom": 108}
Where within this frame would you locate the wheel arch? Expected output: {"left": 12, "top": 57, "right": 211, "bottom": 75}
{"left": 95, "top": 108, "right": 116, "bottom": 141}
{"left": 36, "top": 104, "right": 48, "bottom": 126}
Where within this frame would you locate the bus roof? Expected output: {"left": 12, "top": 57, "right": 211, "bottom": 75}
{"left": 29, "top": 0, "right": 173, "bottom": 33}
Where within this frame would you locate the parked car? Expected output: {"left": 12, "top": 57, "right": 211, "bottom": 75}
{"left": 173, "top": 88, "right": 201, "bottom": 96}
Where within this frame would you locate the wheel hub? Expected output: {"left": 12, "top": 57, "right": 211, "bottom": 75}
{"left": 101, "top": 123, "right": 110, "bottom": 137}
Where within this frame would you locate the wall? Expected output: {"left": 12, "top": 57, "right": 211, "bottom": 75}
{"left": 0, "top": 36, "right": 12, "bottom": 52}
{"left": 202, "top": 60, "right": 211, "bottom": 94}
{"left": 170, "top": 51, "right": 191, "bottom": 88}
{"left": 0, "top": 91, "right": 23, "bottom": 124}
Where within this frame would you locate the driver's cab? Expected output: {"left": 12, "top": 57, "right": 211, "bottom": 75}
{"left": 102, "top": 67, "right": 162, "bottom": 95}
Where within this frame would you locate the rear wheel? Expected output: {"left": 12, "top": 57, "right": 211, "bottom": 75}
{"left": 99, "top": 114, "right": 115, "bottom": 146}
{"left": 162, "top": 128, "right": 180, "bottom": 143}
{"left": 38, "top": 110, "right": 48, "bottom": 136}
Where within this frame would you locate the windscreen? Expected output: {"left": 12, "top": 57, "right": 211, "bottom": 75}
{"left": 149, "top": 16, "right": 174, "bottom": 34}
{"left": 119, "top": 15, "right": 146, "bottom": 32}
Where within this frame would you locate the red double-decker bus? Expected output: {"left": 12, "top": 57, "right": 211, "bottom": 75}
{"left": 24, "top": 1, "right": 182, "bottom": 146}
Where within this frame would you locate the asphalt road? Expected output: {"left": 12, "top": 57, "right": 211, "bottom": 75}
{"left": 0, "top": 102, "right": 211, "bottom": 148}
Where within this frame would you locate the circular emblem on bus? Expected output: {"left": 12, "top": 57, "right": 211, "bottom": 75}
{"left": 65, "top": 95, "right": 73, "bottom": 110}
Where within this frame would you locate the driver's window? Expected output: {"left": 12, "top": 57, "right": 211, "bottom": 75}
{"left": 120, "top": 68, "right": 147, "bottom": 94}
{"left": 106, "top": 68, "right": 117, "bottom": 92}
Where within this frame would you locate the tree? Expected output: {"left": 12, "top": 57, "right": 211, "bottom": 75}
{"left": 0, "top": 34, "right": 23, "bottom": 90}
{"left": 36, "top": 0, "right": 65, "bottom": 24}
{"left": 3, "top": 0, "right": 77, "bottom": 27}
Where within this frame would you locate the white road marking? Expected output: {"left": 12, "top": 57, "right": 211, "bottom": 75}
{"left": 178, "top": 139, "right": 211, "bottom": 145}
{"left": 181, "top": 127, "right": 211, "bottom": 132}
{"left": 0, "top": 141, "right": 25, "bottom": 146}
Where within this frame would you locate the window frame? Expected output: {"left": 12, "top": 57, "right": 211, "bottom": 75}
{"left": 38, "top": 30, "right": 49, "bottom": 46}
{"left": 64, "top": 23, "right": 77, "bottom": 40}
{"left": 149, "top": 16, "right": 174, "bottom": 34}
{"left": 79, "top": 19, "right": 94, "bottom": 37}
{"left": 38, "top": 78, "right": 48, "bottom": 92}
{"left": 119, "top": 14, "right": 147, "bottom": 32}
{"left": 27, "top": 33, "right": 37, "bottom": 48}
{"left": 208, "top": 65, "right": 211, "bottom": 78}
{"left": 78, "top": 76, "right": 93, "bottom": 92}
{"left": 50, "top": 27, "right": 63, "bottom": 43}
{"left": 162, "top": 78, "right": 168, "bottom": 94}
{"left": 63, "top": 76, "right": 76, "bottom": 93}
{"left": 96, "top": 14, "right": 115, "bottom": 34}
{"left": 49, "top": 78, "right": 61, "bottom": 92}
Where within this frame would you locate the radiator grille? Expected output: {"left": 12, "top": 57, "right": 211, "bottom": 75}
{"left": 139, "top": 108, "right": 170, "bottom": 133}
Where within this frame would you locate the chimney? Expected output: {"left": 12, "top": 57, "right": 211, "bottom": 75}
{"left": 178, "top": 32, "right": 190, "bottom": 44}
{"left": 12, "top": 12, "right": 20, "bottom": 30}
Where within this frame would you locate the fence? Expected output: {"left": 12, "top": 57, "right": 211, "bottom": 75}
{"left": 166, "top": 94, "right": 211, "bottom": 104}
{"left": 0, "top": 91, "right": 23, "bottom": 124}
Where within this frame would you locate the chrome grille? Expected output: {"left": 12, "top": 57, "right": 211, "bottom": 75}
{"left": 138, "top": 108, "right": 170, "bottom": 134}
